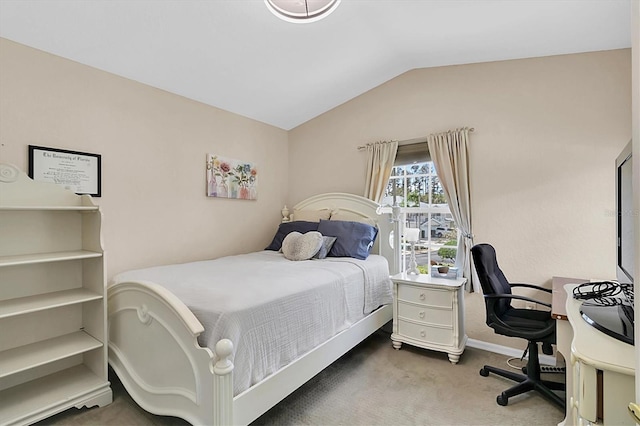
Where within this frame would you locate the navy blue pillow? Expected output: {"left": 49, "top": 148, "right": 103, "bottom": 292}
{"left": 317, "top": 219, "right": 378, "bottom": 260}
{"left": 265, "top": 221, "right": 319, "bottom": 251}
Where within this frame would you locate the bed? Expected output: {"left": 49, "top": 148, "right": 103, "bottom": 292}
{"left": 107, "top": 192, "right": 394, "bottom": 425}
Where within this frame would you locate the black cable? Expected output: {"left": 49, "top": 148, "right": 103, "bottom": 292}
{"left": 572, "top": 280, "right": 621, "bottom": 300}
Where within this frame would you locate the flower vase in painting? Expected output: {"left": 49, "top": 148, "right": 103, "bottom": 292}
{"left": 206, "top": 158, "right": 214, "bottom": 196}
{"left": 231, "top": 163, "right": 257, "bottom": 200}
{"left": 217, "top": 181, "right": 228, "bottom": 198}
{"left": 228, "top": 180, "right": 237, "bottom": 198}
{"left": 239, "top": 186, "right": 250, "bottom": 199}
{"left": 207, "top": 174, "right": 217, "bottom": 197}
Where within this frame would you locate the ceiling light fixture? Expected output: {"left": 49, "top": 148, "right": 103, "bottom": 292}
{"left": 265, "top": 0, "right": 341, "bottom": 23}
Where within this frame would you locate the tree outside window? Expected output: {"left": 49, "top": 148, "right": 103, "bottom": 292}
{"left": 382, "top": 162, "right": 458, "bottom": 273}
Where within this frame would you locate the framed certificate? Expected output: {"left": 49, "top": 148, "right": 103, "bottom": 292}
{"left": 28, "top": 145, "right": 102, "bottom": 197}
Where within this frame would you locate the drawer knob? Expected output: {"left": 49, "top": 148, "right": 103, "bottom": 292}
{"left": 419, "top": 311, "right": 425, "bottom": 319}
{"left": 420, "top": 330, "right": 426, "bottom": 337}
{"left": 419, "top": 293, "right": 426, "bottom": 301}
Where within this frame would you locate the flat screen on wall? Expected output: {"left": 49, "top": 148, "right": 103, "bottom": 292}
{"left": 616, "top": 140, "right": 634, "bottom": 285}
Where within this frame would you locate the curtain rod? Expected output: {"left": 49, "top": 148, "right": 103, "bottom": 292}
{"left": 357, "top": 127, "right": 475, "bottom": 150}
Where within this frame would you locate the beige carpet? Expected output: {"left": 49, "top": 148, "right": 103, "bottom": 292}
{"left": 37, "top": 329, "right": 565, "bottom": 426}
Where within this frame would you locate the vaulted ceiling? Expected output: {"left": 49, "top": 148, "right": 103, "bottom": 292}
{"left": 0, "top": 0, "right": 632, "bottom": 130}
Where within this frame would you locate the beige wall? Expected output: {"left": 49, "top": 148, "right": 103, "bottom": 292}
{"left": 289, "top": 50, "right": 632, "bottom": 346}
{"left": 290, "top": 50, "right": 631, "bottom": 285}
{"left": 0, "top": 38, "right": 632, "bottom": 349}
{"left": 0, "top": 38, "right": 289, "bottom": 280}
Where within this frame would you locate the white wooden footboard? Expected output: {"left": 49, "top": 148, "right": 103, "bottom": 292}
{"left": 108, "top": 279, "right": 392, "bottom": 426}
{"left": 233, "top": 304, "right": 392, "bottom": 425}
{"left": 107, "top": 281, "right": 233, "bottom": 425}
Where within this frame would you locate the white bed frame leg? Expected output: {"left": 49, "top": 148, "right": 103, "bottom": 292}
{"left": 213, "top": 339, "right": 234, "bottom": 425}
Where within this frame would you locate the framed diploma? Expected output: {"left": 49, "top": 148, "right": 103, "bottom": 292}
{"left": 28, "top": 145, "right": 102, "bottom": 197}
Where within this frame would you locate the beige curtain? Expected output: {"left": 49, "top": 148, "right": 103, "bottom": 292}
{"left": 428, "top": 128, "right": 478, "bottom": 292}
{"left": 364, "top": 141, "right": 399, "bottom": 203}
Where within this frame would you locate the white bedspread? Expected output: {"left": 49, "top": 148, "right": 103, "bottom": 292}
{"left": 111, "top": 251, "right": 392, "bottom": 395}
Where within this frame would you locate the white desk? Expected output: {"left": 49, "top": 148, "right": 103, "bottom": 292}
{"left": 553, "top": 277, "right": 583, "bottom": 426}
{"left": 556, "top": 282, "right": 635, "bottom": 426}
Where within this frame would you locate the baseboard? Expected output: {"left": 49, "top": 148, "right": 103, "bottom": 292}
{"left": 467, "top": 338, "right": 557, "bottom": 366}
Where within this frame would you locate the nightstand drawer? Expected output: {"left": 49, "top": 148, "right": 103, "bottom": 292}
{"left": 397, "top": 302, "right": 452, "bottom": 326}
{"left": 397, "top": 285, "right": 451, "bottom": 308}
{"left": 397, "top": 320, "right": 453, "bottom": 346}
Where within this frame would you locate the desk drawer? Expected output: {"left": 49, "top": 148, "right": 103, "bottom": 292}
{"left": 397, "top": 320, "right": 453, "bottom": 346}
{"left": 397, "top": 284, "right": 451, "bottom": 308}
{"left": 397, "top": 302, "right": 452, "bottom": 327}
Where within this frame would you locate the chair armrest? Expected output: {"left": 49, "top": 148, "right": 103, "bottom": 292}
{"left": 509, "top": 283, "right": 552, "bottom": 294}
{"left": 484, "top": 293, "right": 552, "bottom": 308}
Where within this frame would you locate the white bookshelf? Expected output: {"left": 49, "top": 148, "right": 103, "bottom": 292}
{"left": 0, "top": 288, "right": 103, "bottom": 319}
{"left": 0, "top": 164, "right": 112, "bottom": 425}
{"left": 0, "top": 250, "right": 103, "bottom": 267}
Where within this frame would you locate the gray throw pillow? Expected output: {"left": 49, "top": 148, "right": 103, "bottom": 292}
{"left": 312, "top": 236, "right": 338, "bottom": 260}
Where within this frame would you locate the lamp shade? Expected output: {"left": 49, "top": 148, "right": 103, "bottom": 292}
{"left": 405, "top": 228, "right": 420, "bottom": 243}
{"left": 265, "top": 0, "right": 341, "bottom": 23}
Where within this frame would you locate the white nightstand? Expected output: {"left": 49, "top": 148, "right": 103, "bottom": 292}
{"left": 390, "top": 272, "right": 467, "bottom": 364}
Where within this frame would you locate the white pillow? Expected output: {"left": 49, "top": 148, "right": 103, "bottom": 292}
{"left": 292, "top": 209, "right": 331, "bottom": 222}
{"left": 330, "top": 211, "right": 377, "bottom": 227}
{"left": 281, "top": 231, "right": 324, "bottom": 261}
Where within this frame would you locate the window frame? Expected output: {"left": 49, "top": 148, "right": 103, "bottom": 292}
{"left": 380, "top": 161, "right": 458, "bottom": 274}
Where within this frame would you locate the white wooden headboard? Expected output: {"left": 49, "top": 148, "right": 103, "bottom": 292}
{"left": 286, "top": 192, "right": 394, "bottom": 270}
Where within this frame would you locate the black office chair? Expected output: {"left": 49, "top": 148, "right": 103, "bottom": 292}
{"left": 471, "top": 243, "right": 565, "bottom": 409}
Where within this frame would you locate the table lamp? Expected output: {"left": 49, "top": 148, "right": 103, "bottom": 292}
{"left": 405, "top": 228, "right": 420, "bottom": 275}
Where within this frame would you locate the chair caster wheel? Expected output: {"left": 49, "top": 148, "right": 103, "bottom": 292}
{"left": 497, "top": 393, "right": 508, "bottom": 406}
{"left": 479, "top": 368, "right": 489, "bottom": 377}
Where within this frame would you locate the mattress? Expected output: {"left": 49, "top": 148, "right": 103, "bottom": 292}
{"left": 111, "top": 250, "right": 392, "bottom": 395}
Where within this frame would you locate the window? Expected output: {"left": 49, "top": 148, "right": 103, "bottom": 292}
{"left": 382, "top": 161, "right": 458, "bottom": 274}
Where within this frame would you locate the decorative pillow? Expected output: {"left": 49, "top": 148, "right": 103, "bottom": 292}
{"left": 292, "top": 209, "right": 331, "bottom": 222}
{"left": 312, "top": 236, "right": 338, "bottom": 260}
{"left": 265, "top": 221, "right": 319, "bottom": 251}
{"left": 330, "top": 211, "right": 377, "bottom": 227}
{"left": 317, "top": 219, "right": 378, "bottom": 260}
{"left": 282, "top": 231, "right": 324, "bottom": 261}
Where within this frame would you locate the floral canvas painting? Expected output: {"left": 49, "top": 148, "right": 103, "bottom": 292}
{"left": 206, "top": 154, "right": 257, "bottom": 200}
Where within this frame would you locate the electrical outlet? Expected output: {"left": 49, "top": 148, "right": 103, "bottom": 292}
{"left": 525, "top": 302, "right": 536, "bottom": 310}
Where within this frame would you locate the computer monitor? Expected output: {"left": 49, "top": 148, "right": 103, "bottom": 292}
{"left": 579, "top": 140, "right": 634, "bottom": 345}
